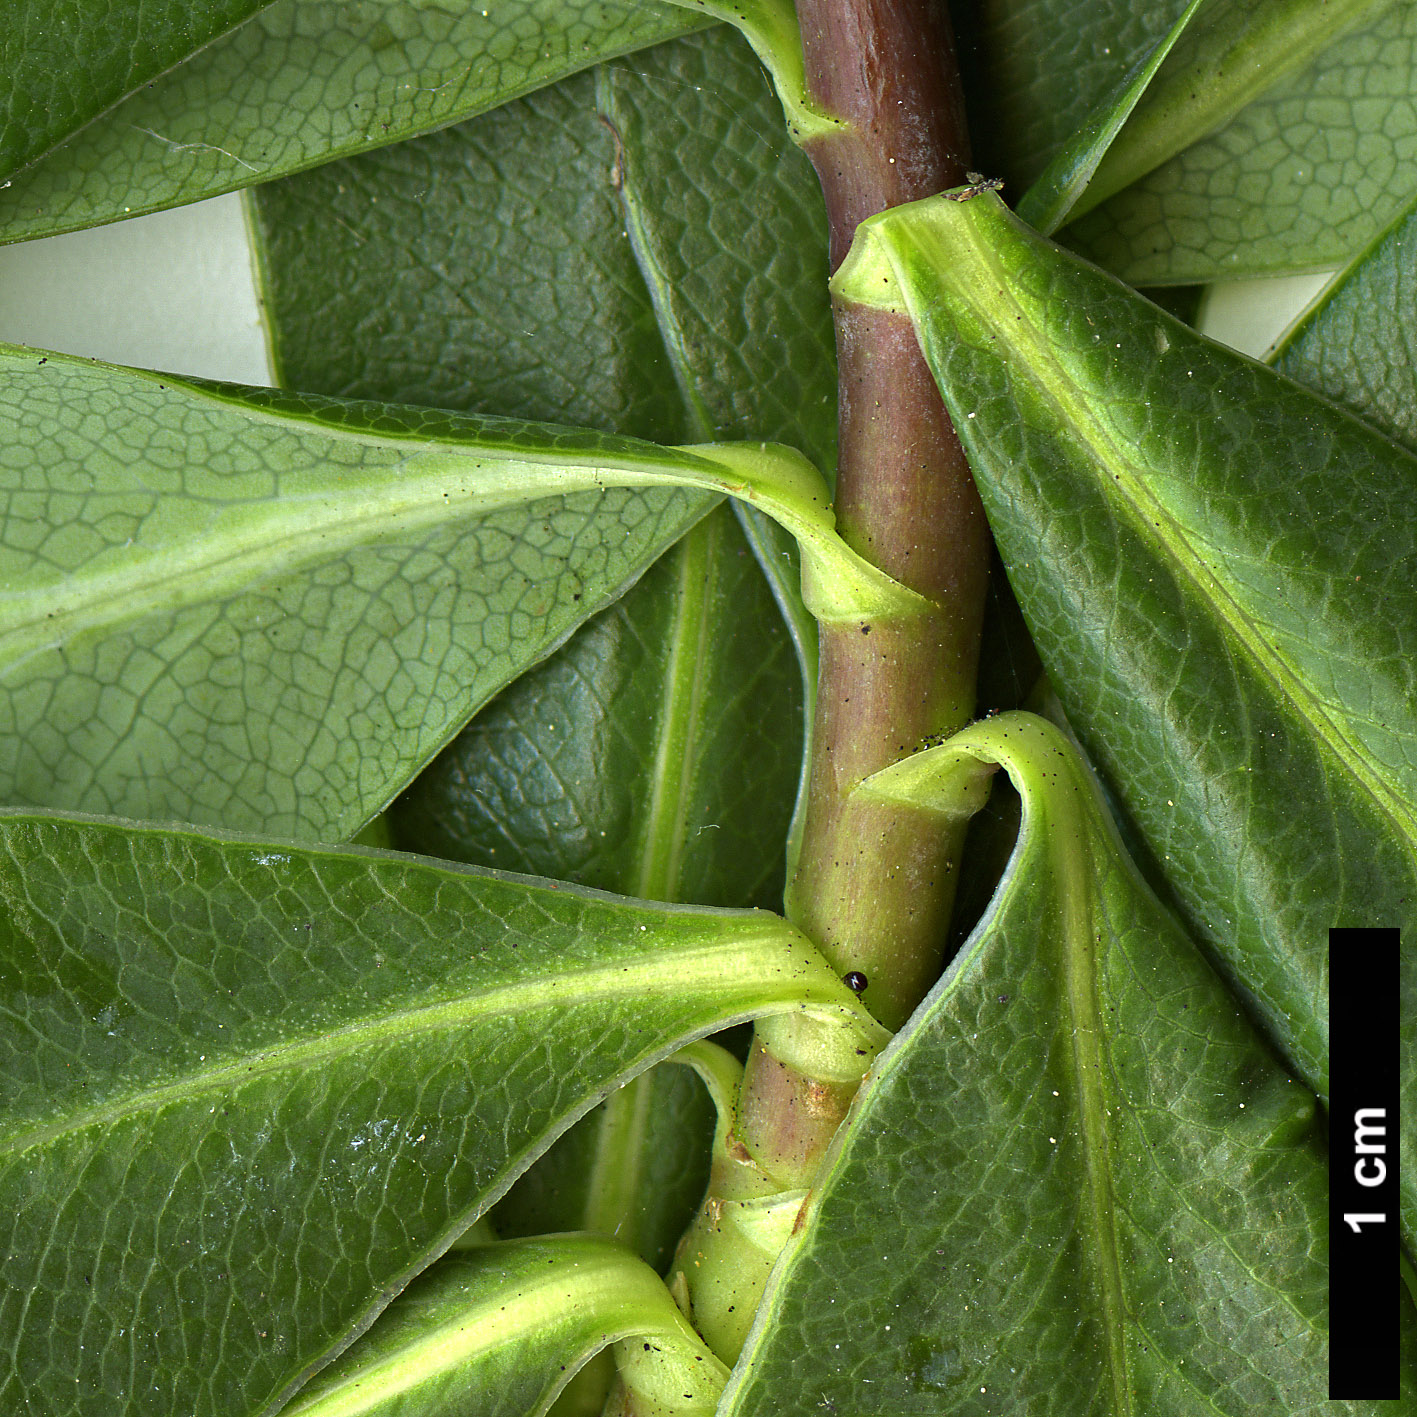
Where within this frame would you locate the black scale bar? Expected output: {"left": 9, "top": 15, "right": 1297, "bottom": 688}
{"left": 1329, "top": 926, "right": 1401, "bottom": 1400}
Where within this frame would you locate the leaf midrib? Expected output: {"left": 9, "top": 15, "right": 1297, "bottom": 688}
{"left": 581, "top": 1072, "right": 658, "bottom": 1241}
{"left": 608, "top": 79, "right": 753, "bottom": 904}
{"left": 286, "top": 1238, "right": 722, "bottom": 1416}
{"left": 1053, "top": 816, "right": 1133, "bottom": 1417}
{"left": 940, "top": 217, "right": 1417, "bottom": 852}
{"left": 0, "top": 469, "right": 566, "bottom": 672}
{"left": 0, "top": 424, "right": 733, "bottom": 678}
{"left": 633, "top": 515, "right": 720, "bottom": 900}
{"left": 0, "top": 930, "right": 802, "bottom": 1161}
{"left": 601, "top": 66, "right": 718, "bottom": 449}
{"left": 286, "top": 1247, "right": 635, "bottom": 1417}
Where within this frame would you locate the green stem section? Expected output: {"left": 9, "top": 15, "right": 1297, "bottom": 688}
{"left": 664, "top": 1036, "right": 866, "bottom": 1362}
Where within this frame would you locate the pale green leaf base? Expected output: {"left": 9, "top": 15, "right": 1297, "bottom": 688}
{"left": 283, "top": 1235, "right": 728, "bottom": 1417}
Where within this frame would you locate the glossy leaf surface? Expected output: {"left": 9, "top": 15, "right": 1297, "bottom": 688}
{"left": 248, "top": 26, "right": 833, "bottom": 644}
{"left": 958, "top": 0, "right": 1193, "bottom": 193}
{"left": 282, "top": 1236, "right": 728, "bottom": 1417}
{"left": 0, "top": 809, "right": 870, "bottom": 1417}
{"left": 835, "top": 190, "right": 1417, "bottom": 1115}
{"left": 590, "top": 31, "right": 833, "bottom": 733}
{"left": 0, "top": 0, "right": 707, "bottom": 246}
{"left": 1015, "top": 0, "right": 1206, "bottom": 236}
{"left": 1064, "top": 0, "right": 1417, "bottom": 282}
{"left": 250, "top": 67, "right": 687, "bottom": 444}
{"left": 725, "top": 714, "right": 1415, "bottom": 1416}
{"left": 1267, "top": 196, "right": 1417, "bottom": 1249}
{"left": 490, "top": 1063, "right": 716, "bottom": 1275}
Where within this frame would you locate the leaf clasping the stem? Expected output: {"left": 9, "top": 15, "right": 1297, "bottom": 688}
{"left": 0, "top": 349, "right": 927, "bottom": 841}
{"left": 278, "top": 1234, "right": 730, "bottom": 1417}
{"left": 651, "top": 0, "right": 846, "bottom": 143}
{"left": 722, "top": 709, "right": 1368, "bottom": 1415}
{"left": 831, "top": 182, "right": 1417, "bottom": 1120}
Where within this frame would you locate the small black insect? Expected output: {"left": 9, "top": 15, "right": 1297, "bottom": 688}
{"left": 843, "top": 970, "right": 869, "bottom": 995}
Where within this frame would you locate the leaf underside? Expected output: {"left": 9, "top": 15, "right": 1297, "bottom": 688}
{"left": 726, "top": 715, "right": 1415, "bottom": 1416}
{"left": 0, "top": 0, "right": 707, "bottom": 244}
{"left": 247, "top": 26, "right": 831, "bottom": 900}
{"left": 1, "top": 3, "right": 1411, "bottom": 1414}
{"left": 0, "top": 810, "right": 854, "bottom": 1417}
{"left": 282, "top": 1236, "right": 728, "bottom": 1417}
{"left": 0, "top": 349, "right": 735, "bottom": 840}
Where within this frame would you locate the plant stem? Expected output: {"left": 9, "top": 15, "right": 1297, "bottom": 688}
{"left": 729, "top": 0, "right": 984, "bottom": 1195}
{"left": 786, "top": 0, "right": 989, "bottom": 1032}
{"left": 668, "top": 0, "right": 990, "bottom": 1367}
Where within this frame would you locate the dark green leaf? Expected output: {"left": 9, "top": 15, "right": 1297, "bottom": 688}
{"left": 595, "top": 33, "right": 836, "bottom": 808}
{"left": 594, "top": 35, "right": 836, "bottom": 477}
{"left": 1266, "top": 190, "right": 1417, "bottom": 1240}
{"left": 0, "top": 809, "right": 870, "bottom": 1417}
{"left": 247, "top": 25, "right": 834, "bottom": 661}
{"left": 248, "top": 68, "right": 687, "bottom": 445}
{"left": 393, "top": 510, "right": 802, "bottom": 909}
{"left": 248, "top": 28, "right": 836, "bottom": 469}
{"left": 1136, "top": 283, "right": 1205, "bottom": 326}
{"left": 725, "top": 713, "right": 1415, "bottom": 1416}
{"left": 490, "top": 1066, "right": 715, "bottom": 1273}
{"left": 0, "top": 0, "right": 706, "bottom": 244}
{"left": 1016, "top": 0, "right": 1206, "bottom": 235}
{"left": 1272, "top": 190, "right": 1417, "bottom": 452}
{"left": 250, "top": 28, "right": 833, "bottom": 896}
{"left": 250, "top": 27, "right": 834, "bottom": 1275}
{"left": 955, "top": 0, "right": 1192, "bottom": 194}
{"left": 834, "top": 190, "right": 1417, "bottom": 1123}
